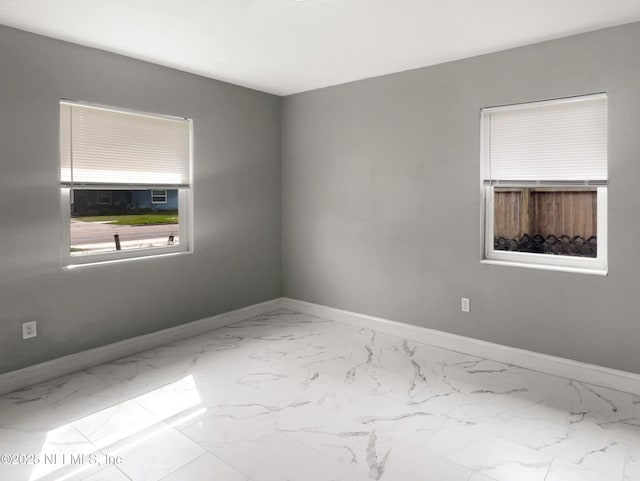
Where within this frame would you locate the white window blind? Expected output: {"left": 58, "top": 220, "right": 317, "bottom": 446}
{"left": 60, "top": 101, "right": 191, "bottom": 187}
{"left": 482, "top": 94, "right": 607, "bottom": 183}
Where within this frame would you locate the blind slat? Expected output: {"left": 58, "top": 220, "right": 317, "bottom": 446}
{"left": 60, "top": 102, "right": 191, "bottom": 186}
{"left": 482, "top": 94, "right": 607, "bottom": 182}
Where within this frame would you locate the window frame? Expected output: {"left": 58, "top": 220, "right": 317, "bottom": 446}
{"left": 61, "top": 188, "right": 190, "bottom": 266}
{"left": 482, "top": 184, "right": 607, "bottom": 274}
{"left": 151, "top": 189, "right": 168, "bottom": 204}
{"left": 59, "top": 100, "right": 193, "bottom": 267}
{"left": 480, "top": 95, "right": 608, "bottom": 275}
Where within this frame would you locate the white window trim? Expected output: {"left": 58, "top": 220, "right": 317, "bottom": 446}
{"left": 480, "top": 94, "right": 608, "bottom": 276}
{"left": 151, "top": 189, "right": 168, "bottom": 204}
{"left": 481, "top": 185, "right": 607, "bottom": 275}
{"left": 60, "top": 100, "right": 193, "bottom": 267}
{"left": 61, "top": 188, "right": 190, "bottom": 267}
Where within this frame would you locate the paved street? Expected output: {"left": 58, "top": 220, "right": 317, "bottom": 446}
{"left": 71, "top": 220, "right": 178, "bottom": 246}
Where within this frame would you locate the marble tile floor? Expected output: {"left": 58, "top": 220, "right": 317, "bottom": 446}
{"left": 1, "top": 309, "right": 639, "bottom": 481}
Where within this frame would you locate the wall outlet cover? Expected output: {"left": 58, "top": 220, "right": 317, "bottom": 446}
{"left": 461, "top": 297, "right": 470, "bottom": 313}
{"left": 22, "top": 320, "right": 37, "bottom": 339}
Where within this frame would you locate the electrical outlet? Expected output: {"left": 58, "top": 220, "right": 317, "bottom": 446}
{"left": 461, "top": 297, "right": 470, "bottom": 313}
{"left": 22, "top": 320, "right": 37, "bottom": 339}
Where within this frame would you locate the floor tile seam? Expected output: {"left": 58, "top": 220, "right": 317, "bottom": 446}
{"left": 62, "top": 374, "right": 158, "bottom": 428}
{"left": 439, "top": 394, "right": 524, "bottom": 424}
{"left": 257, "top": 407, "right": 478, "bottom": 481}
{"left": 544, "top": 444, "right": 628, "bottom": 480}
{"left": 463, "top": 457, "right": 554, "bottom": 481}
{"left": 543, "top": 457, "right": 555, "bottom": 481}
{"left": 564, "top": 422, "right": 628, "bottom": 455}
{"left": 126, "top": 397, "right": 179, "bottom": 434}
{"left": 374, "top": 430, "right": 481, "bottom": 481}
{"left": 34, "top": 424, "right": 105, "bottom": 481}
{"left": 417, "top": 445, "right": 481, "bottom": 480}
{"left": 136, "top": 450, "right": 199, "bottom": 481}
{"left": 494, "top": 429, "right": 574, "bottom": 470}
{"left": 413, "top": 415, "right": 453, "bottom": 449}
{"left": 153, "top": 451, "right": 240, "bottom": 481}
{"left": 175, "top": 422, "right": 258, "bottom": 480}
{"left": 114, "top": 464, "right": 135, "bottom": 481}
{"left": 83, "top": 366, "right": 140, "bottom": 391}
{"left": 623, "top": 456, "right": 634, "bottom": 481}
{"left": 51, "top": 463, "right": 132, "bottom": 481}
{"left": 282, "top": 377, "right": 459, "bottom": 445}
{"left": 493, "top": 410, "right": 516, "bottom": 441}
{"left": 80, "top": 369, "right": 118, "bottom": 391}
{"left": 439, "top": 436, "right": 555, "bottom": 474}
{"left": 572, "top": 442, "right": 628, "bottom": 481}
{"left": 68, "top": 422, "right": 102, "bottom": 456}
{"left": 88, "top": 399, "right": 205, "bottom": 473}
{"left": 470, "top": 471, "right": 500, "bottom": 481}
{"left": 257, "top": 389, "right": 379, "bottom": 436}
{"left": 16, "top": 369, "right": 123, "bottom": 415}
{"left": 251, "top": 412, "right": 375, "bottom": 478}
{"left": 83, "top": 352, "right": 190, "bottom": 387}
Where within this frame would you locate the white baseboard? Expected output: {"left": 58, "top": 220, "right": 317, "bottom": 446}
{"left": 4, "top": 296, "right": 639, "bottom": 398}
{"left": 281, "top": 297, "right": 640, "bottom": 396}
{"left": 0, "top": 298, "right": 283, "bottom": 396}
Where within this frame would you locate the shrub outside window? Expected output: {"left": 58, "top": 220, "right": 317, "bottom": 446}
{"left": 60, "top": 101, "right": 192, "bottom": 265}
{"left": 481, "top": 93, "right": 608, "bottom": 274}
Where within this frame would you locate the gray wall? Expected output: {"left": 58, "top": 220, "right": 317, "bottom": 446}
{"left": 282, "top": 23, "right": 640, "bottom": 374}
{"left": 3, "top": 21, "right": 640, "bottom": 377}
{"left": 0, "top": 25, "right": 282, "bottom": 374}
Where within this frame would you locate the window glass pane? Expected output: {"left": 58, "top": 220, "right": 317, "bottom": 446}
{"left": 70, "top": 189, "right": 179, "bottom": 256}
{"left": 493, "top": 188, "right": 597, "bottom": 257}
{"left": 151, "top": 190, "right": 168, "bottom": 203}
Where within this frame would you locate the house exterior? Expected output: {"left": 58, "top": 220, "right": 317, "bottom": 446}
{"left": 72, "top": 189, "right": 178, "bottom": 216}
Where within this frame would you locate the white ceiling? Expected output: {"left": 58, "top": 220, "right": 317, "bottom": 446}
{"left": 1, "top": 0, "right": 640, "bottom": 96}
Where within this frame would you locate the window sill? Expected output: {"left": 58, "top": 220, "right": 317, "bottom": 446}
{"left": 480, "top": 259, "right": 608, "bottom": 276}
{"left": 64, "top": 249, "right": 191, "bottom": 269}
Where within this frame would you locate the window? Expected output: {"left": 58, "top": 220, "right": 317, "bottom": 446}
{"left": 481, "top": 93, "right": 608, "bottom": 274}
{"left": 60, "top": 101, "right": 192, "bottom": 265}
{"left": 151, "top": 189, "right": 168, "bottom": 204}
{"left": 96, "top": 190, "right": 112, "bottom": 205}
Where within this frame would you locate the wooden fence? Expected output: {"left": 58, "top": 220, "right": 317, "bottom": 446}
{"left": 494, "top": 189, "right": 597, "bottom": 240}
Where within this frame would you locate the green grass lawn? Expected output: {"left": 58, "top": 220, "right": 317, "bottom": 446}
{"left": 73, "top": 214, "right": 178, "bottom": 226}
